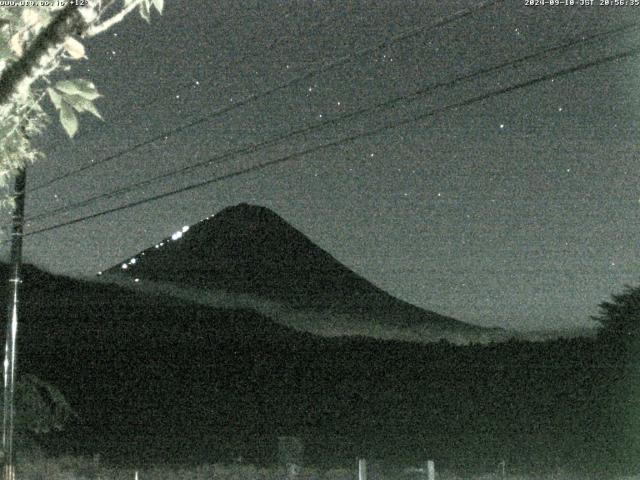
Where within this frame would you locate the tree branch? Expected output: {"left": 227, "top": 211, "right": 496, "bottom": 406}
{"left": 85, "top": 0, "right": 143, "bottom": 37}
{"left": 0, "top": 3, "right": 83, "bottom": 107}
{"left": 96, "top": 0, "right": 120, "bottom": 23}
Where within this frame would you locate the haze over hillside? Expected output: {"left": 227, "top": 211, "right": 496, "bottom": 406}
{"left": 0, "top": 263, "right": 624, "bottom": 473}
{"left": 101, "top": 203, "right": 505, "bottom": 344}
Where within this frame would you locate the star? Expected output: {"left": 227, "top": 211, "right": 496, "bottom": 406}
{"left": 23, "top": 1, "right": 636, "bottom": 339}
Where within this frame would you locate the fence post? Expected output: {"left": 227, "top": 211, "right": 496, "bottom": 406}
{"left": 278, "top": 436, "right": 303, "bottom": 480}
{"left": 358, "top": 458, "right": 367, "bottom": 480}
{"left": 92, "top": 453, "right": 101, "bottom": 480}
{"left": 427, "top": 460, "right": 435, "bottom": 480}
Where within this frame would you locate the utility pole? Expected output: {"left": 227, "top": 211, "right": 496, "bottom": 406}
{"left": 2, "top": 167, "right": 26, "bottom": 480}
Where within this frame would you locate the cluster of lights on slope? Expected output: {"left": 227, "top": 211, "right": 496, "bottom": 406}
{"left": 98, "top": 211, "right": 233, "bottom": 278}
{"left": 96, "top": 209, "right": 243, "bottom": 277}
{"left": 98, "top": 225, "right": 193, "bottom": 279}
{"left": 171, "top": 225, "right": 190, "bottom": 240}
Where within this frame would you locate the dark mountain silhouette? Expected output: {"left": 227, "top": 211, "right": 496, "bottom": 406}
{"left": 0, "top": 263, "right": 327, "bottom": 461}
{"left": 101, "top": 203, "right": 504, "bottom": 343}
{"left": 0, "top": 264, "right": 630, "bottom": 475}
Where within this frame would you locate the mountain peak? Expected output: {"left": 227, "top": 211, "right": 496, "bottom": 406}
{"left": 103, "top": 203, "right": 336, "bottom": 301}
{"left": 102, "top": 204, "right": 497, "bottom": 343}
{"left": 219, "top": 202, "right": 273, "bottom": 216}
{"left": 216, "top": 203, "right": 278, "bottom": 221}
{"left": 211, "top": 203, "right": 297, "bottom": 234}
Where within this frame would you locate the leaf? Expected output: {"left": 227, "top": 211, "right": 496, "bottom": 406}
{"left": 64, "top": 94, "right": 103, "bottom": 120}
{"left": 59, "top": 100, "right": 78, "bottom": 138}
{"left": 152, "top": 0, "right": 164, "bottom": 14}
{"left": 0, "top": 42, "right": 13, "bottom": 61}
{"left": 9, "top": 32, "right": 22, "bottom": 56}
{"left": 21, "top": 8, "right": 42, "bottom": 28}
{"left": 47, "top": 88, "right": 62, "bottom": 110}
{"left": 54, "top": 79, "right": 100, "bottom": 100}
{"left": 63, "top": 36, "right": 85, "bottom": 59}
{"left": 82, "top": 101, "right": 103, "bottom": 120}
{"left": 140, "top": 0, "right": 151, "bottom": 22}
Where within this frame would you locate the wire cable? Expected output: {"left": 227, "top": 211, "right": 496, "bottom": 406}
{"left": 25, "top": 22, "right": 639, "bottom": 223}
{"left": 18, "top": 46, "right": 640, "bottom": 240}
{"left": 52, "top": 5, "right": 354, "bottom": 147}
{"left": 28, "top": 0, "right": 504, "bottom": 193}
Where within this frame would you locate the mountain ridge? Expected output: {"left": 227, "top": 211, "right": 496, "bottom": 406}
{"left": 101, "top": 203, "right": 504, "bottom": 344}
{"left": 0, "top": 262, "right": 615, "bottom": 471}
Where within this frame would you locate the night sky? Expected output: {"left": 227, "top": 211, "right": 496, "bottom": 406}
{"left": 5, "top": 0, "right": 640, "bottom": 332}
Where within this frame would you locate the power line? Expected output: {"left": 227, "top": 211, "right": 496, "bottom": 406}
{"left": 55, "top": 5, "right": 354, "bottom": 145}
{"left": 29, "top": 0, "right": 504, "bottom": 193}
{"left": 26, "top": 22, "right": 639, "bottom": 223}
{"left": 19, "top": 46, "right": 640, "bottom": 240}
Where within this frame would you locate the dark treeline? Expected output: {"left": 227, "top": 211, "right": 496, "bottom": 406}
{"left": 2, "top": 264, "right": 639, "bottom": 477}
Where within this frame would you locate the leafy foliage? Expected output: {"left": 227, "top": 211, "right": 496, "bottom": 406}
{"left": 0, "top": 1, "right": 163, "bottom": 195}
{"left": 592, "top": 282, "right": 640, "bottom": 339}
{"left": 4, "top": 374, "right": 75, "bottom": 435}
{"left": 0, "top": 6, "right": 58, "bottom": 190}
{"left": 48, "top": 79, "right": 102, "bottom": 137}
{"left": 126, "top": 0, "right": 164, "bottom": 21}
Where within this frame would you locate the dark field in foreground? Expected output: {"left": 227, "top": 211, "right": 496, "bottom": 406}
{"left": 3, "top": 265, "right": 639, "bottom": 477}
{"left": 13, "top": 455, "right": 640, "bottom": 480}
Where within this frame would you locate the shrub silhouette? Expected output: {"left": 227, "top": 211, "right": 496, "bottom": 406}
{"left": 592, "top": 282, "right": 640, "bottom": 340}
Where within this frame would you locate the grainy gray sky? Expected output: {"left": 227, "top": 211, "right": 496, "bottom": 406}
{"left": 9, "top": 0, "right": 640, "bottom": 331}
